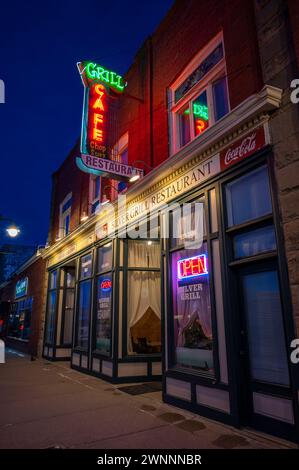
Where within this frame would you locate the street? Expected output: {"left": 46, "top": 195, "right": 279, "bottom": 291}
{"left": 0, "top": 350, "right": 295, "bottom": 449}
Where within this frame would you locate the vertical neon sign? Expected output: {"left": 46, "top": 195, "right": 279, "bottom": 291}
{"left": 77, "top": 61, "right": 126, "bottom": 161}
{"left": 87, "top": 83, "right": 108, "bottom": 158}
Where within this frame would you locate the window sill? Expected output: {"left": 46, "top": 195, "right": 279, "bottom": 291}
{"left": 7, "top": 336, "right": 29, "bottom": 343}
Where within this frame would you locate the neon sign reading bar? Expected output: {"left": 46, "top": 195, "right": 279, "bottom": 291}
{"left": 178, "top": 254, "right": 208, "bottom": 281}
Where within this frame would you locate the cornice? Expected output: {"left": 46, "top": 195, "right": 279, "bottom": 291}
{"left": 43, "top": 84, "right": 282, "bottom": 260}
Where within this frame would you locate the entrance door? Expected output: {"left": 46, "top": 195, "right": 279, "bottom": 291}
{"left": 236, "top": 260, "right": 295, "bottom": 439}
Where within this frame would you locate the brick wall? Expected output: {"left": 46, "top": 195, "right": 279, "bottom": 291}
{"left": 0, "top": 256, "right": 46, "bottom": 356}
{"left": 49, "top": 140, "right": 90, "bottom": 244}
{"left": 288, "top": 0, "right": 299, "bottom": 67}
{"left": 254, "top": 0, "right": 299, "bottom": 336}
{"left": 113, "top": 0, "right": 263, "bottom": 167}
{"left": 49, "top": 0, "right": 264, "bottom": 241}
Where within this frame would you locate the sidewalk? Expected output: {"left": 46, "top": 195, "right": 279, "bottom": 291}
{"left": 0, "top": 349, "right": 296, "bottom": 449}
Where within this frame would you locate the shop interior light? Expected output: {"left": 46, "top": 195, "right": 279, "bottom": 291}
{"left": 6, "top": 226, "right": 20, "bottom": 238}
{"left": 147, "top": 240, "right": 152, "bottom": 245}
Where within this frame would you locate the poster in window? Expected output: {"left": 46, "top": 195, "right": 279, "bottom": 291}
{"left": 96, "top": 274, "right": 112, "bottom": 354}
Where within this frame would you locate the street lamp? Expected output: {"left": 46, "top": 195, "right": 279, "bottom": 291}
{"left": 0, "top": 215, "right": 20, "bottom": 238}
{"left": 6, "top": 226, "right": 20, "bottom": 238}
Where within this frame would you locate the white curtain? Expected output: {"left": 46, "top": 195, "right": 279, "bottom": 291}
{"left": 128, "top": 241, "right": 160, "bottom": 268}
{"left": 127, "top": 241, "right": 161, "bottom": 353}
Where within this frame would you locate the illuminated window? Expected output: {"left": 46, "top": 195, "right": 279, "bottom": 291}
{"left": 110, "top": 132, "right": 129, "bottom": 200}
{"left": 59, "top": 193, "right": 72, "bottom": 238}
{"left": 168, "top": 33, "right": 229, "bottom": 154}
{"left": 89, "top": 175, "right": 101, "bottom": 215}
{"left": 8, "top": 298, "right": 33, "bottom": 341}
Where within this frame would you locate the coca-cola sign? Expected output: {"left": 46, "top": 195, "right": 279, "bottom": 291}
{"left": 220, "top": 126, "right": 266, "bottom": 171}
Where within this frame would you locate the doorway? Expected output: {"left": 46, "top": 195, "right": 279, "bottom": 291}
{"left": 236, "top": 260, "right": 295, "bottom": 439}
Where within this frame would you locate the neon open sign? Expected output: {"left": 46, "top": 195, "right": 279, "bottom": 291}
{"left": 177, "top": 254, "right": 208, "bottom": 282}
{"left": 101, "top": 279, "right": 112, "bottom": 292}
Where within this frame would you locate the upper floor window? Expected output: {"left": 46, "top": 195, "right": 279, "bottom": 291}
{"left": 111, "top": 132, "right": 129, "bottom": 199}
{"left": 59, "top": 193, "right": 72, "bottom": 238}
{"left": 168, "top": 33, "right": 229, "bottom": 154}
{"left": 89, "top": 175, "right": 101, "bottom": 215}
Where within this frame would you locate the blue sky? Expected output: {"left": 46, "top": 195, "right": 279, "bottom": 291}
{"left": 0, "top": 0, "right": 173, "bottom": 246}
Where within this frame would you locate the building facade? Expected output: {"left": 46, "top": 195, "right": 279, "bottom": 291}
{"left": 0, "top": 254, "right": 47, "bottom": 357}
{"left": 41, "top": 0, "right": 299, "bottom": 442}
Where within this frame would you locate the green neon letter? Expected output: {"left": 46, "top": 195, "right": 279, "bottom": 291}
{"left": 86, "top": 63, "right": 97, "bottom": 79}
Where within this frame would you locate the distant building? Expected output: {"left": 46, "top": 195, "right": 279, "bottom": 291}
{"left": 0, "top": 244, "right": 36, "bottom": 284}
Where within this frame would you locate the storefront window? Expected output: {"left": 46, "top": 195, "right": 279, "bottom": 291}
{"left": 62, "top": 268, "right": 75, "bottom": 345}
{"left": 170, "top": 199, "right": 206, "bottom": 249}
{"left": 8, "top": 298, "right": 33, "bottom": 341}
{"left": 95, "top": 244, "right": 113, "bottom": 354}
{"left": 226, "top": 166, "right": 272, "bottom": 227}
{"left": 75, "top": 254, "right": 92, "bottom": 349}
{"left": 95, "top": 273, "right": 112, "bottom": 354}
{"left": 49, "top": 271, "right": 57, "bottom": 289}
{"left": 233, "top": 225, "right": 276, "bottom": 259}
{"left": 97, "top": 243, "right": 113, "bottom": 273}
{"left": 76, "top": 280, "right": 91, "bottom": 349}
{"left": 171, "top": 244, "right": 214, "bottom": 373}
{"left": 80, "top": 254, "right": 92, "bottom": 278}
{"left": 127, "top": 240, "right": 161, "bottom": 355}
{"left": 45, "top": 270, "right": 58, "bottom": 345}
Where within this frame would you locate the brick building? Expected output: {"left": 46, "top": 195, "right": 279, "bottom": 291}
{"left": 41, "top": 0, "right": 299, "bottom": 442}
{"left": 0, "top": 254, "right": 47, "bottom": 357}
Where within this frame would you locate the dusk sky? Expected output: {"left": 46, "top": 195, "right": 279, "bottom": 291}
{"left": 0, "top": 0, "right": 173, "bottom": 247}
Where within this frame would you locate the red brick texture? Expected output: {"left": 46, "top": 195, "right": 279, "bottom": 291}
{"left": 0, "top": 257, "right": 46, "bottom": 356}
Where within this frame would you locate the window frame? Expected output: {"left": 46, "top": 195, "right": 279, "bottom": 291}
{"left": 168, "top": 32, "right": 229, "bottom": 155}
{"left": 92, "top": 242, "right": 114, "bottom": 357}
{"left": 110, "top": 132, "right": 129, "bottom": 199}
{"left": 122, "top": 237, "right": 162, "bottom": 359}
{"left": 166, "top": 189, "right": 220, "bottom": 380}
{"left": 219, "top": 153, "right": 295, "bottom": 398}
{"left": 59, "top": 193, "right": 72, "bottom": 238}
{"left": 74, "top": 252, "right": 93, "bottom": 351}
{"left": 59, "top": 267, "right": 76, "bottom": 347}
{"left": 44, "top": 269, "right": 60, "bottom": 346}
{"left": 7, "top": 297, "right": 33, "bottom": 341}
{"left": 89, "top": 175, "right": 101, "bottom": 216}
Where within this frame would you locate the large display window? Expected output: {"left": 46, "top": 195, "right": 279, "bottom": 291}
{"left": 168, "top": 194, "right": 218, "bottom": 375}
{"left": 171, "top": 245, "right": 213, "bottom": 372}
{"left": 127, "top": 240, "right": 161, "bottom": 355}
{"left": 45, "top": 270, "right": 58, "bottom": 344}
{"left": 8, "top": 297, "right": 33, "bottom": 341}
{"left": 75, "top": 254, "right": 92, "bottom": 350}
{"left": 95, "top": 243, "right": 113, "bottom": 355}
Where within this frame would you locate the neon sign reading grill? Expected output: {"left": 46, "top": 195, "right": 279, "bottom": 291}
{"left": 84, "top": 62, "right": 126, "bottom": 92}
